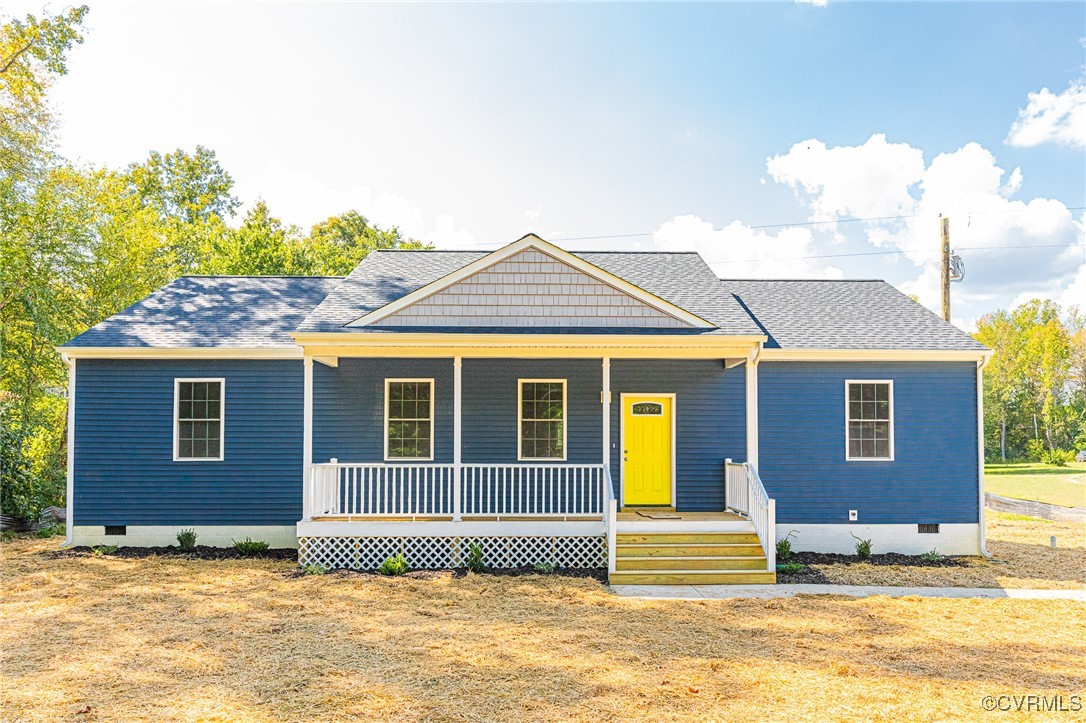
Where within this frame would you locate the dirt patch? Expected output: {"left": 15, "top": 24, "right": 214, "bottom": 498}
{"left": 2, "top": 535, "right": 1084, "bottom": 722}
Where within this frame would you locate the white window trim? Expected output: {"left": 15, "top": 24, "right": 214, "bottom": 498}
{"left": 173, "top": 378, "right": 225, "bottom": 462}
{"left": 844, "top": 379, "right": 895, "bottom": 462}
{"left": 384, "top": 378, "right": 435, "bottom": 462}
{"left": 518, "top": 378, "right": 568, "bottom": 462}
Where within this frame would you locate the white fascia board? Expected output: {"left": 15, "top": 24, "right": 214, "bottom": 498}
{"left": 56, "top": 346, "right": 303, "bottom": 360}
{"left": 344, "top": 234, "right": 715, "bottom": 329}
{"left": 759, "top": 348, "right": 992, "bottom": 363}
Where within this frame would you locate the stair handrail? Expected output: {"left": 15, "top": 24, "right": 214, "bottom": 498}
{"left": 743, "top": 462, "right": 776, "bottom": 572}
{"left": 603, "top": 462, "right": 617, "bottom": 575}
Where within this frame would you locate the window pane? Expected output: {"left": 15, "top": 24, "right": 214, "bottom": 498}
{"left": 179, "top": 438, "right": 193, "bottom": 457}
{"left": 874, "top": 439, "right": 890, "bottom": 458}
{"left": 192, "top": 439, "right": 208, "bottom": 459}
{"left": 875, "top": 400, "right": 889, "bottom": 420}
{"left": 180, "top": 400, "right": 193, "bottom": 418}
{"left": 849, "top": 439, "right": 862, "bottom": 458}
{"left": 861, "top": 439, "right": 875, "bottom": 457}
{"left": 179, "top": 420, "right": 194, "bottom": 441}
{"left": 849, "top": 385, "right": 862, "bottom": 402}
{"left": 207, "top": 438, "right": 220, "bottom": 458}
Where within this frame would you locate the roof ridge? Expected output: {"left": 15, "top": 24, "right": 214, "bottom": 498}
{"left": 373, "top": 248, "right": 702, "bottom": 255}
{"left": 719, "top": 278, "right": 887, "bottom": 283}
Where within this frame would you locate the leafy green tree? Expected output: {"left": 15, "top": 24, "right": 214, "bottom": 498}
{"left": 1, "top": 7, "right": 89, "bottom": 519}
{"left": 306, "top": 209, "right": 429, "bottom": 275}
{"left": 199, "top": 200, "right": 310, "bottom": 275}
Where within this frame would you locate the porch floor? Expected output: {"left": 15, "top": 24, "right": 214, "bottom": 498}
{"left": 615, "top": 510, "right": 747, "bottom": 523}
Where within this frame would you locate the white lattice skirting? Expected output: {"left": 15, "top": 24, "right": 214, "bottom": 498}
{"left": 298, "top": 535, "right": 606, "bottom": 570}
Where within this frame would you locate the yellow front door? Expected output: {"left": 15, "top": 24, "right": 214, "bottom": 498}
{"left": 622, "top": 396, "right": 672, "bottom": 506}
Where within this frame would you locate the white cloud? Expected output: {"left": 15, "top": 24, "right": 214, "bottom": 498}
{"left": 1005, "top": 78, "right": 1086, "bottom": 149}
{"left": 766, "top": 137, "right": 1084, "bottom": 314}
{"left": 652, "top": 214, "right": 844, "bottom": 279}
{"left": 234, "top": 161, "right": 474, "bottom": 247}
{"left": 795, "top": 0, "right": 828, "bottom": 7}
{"left": 767, "top": 134, "right": 925, "bottom": 221}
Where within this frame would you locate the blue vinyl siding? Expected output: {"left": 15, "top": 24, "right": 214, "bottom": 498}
{"left": 759, "top": 362, "right": 979, "bottom": 524}
{"left": 609, "top": 360, "right": 747, "bottom": 511}
{"left": 73, "top": 359, "right": 303, "bottom": 525}
{"left": 461, "top": 359, "right": 602, "bottom": 464}
{"left": 313, "top": 358, "right": 454, "bottom": 463}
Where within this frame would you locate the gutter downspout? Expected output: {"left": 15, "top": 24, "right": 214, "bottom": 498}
{"left": 977, "top": 355, "right": 990, "bottom": 557}
{"left": 61, "top": 352, "right": 75, "bottom": 548}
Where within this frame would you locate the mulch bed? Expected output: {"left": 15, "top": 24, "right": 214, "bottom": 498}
{"left": 55, "top": 545, "right": 298, "bottom": 561}
{"left": 789, "top": 551, "right": 968, "bottom": 568}
{"left": 776, "top": 551, "right": 968, "bottom": 585}
{"left": 293, "top": 566, "right": 608, "bottom": 582}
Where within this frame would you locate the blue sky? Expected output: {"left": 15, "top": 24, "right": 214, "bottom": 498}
{"left": 11, "top": 1, "right": 1086, "bottom": 326}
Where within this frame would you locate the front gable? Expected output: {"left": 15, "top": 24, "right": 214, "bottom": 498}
{"left": 347, "top": 235, "right": 713, "bottom": 330}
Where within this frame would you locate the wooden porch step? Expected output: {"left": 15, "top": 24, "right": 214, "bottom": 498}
{"left": 615, "top": 556, "right": 768, "bottom": 571}
{"left": 616, "top": 532, "right": 760, "bottom": 545}
{"left": 609, "top": 570, "right": 777, "bottom": 585}
{"left": 615, "top": 543, "right": 766, "bottom": 557}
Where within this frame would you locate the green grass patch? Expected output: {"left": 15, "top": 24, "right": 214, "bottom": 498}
{"left": 992, "top": 511, "right": 1050, "bottom": 523}
{"left": 985, "top": 462, "right": 1085, "bottom": 508}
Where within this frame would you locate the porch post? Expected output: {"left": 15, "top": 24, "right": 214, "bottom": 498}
{"left": 303, "top": 356, "right": 313, "bottom": 521}
{"left": 453, "top": 356, "right": 462, "bottom": 521}
{"left": 745, "top": 348, "right": 760, "bottom": 470}
{"left": 601, "top": 357, "right": 611, "bottom": 465}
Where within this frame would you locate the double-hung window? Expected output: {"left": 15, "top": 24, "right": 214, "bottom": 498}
{"left": 174, "top": 379, "right": 224, "bottom": 461}
{"left": 845, "top": 380, "right": 894, "bottom": 461}
{"left": 385, "top": 379, "right": 434, "bottom": 460}
{"left": 518, "top": 379, "right": 566, "bottom": 460}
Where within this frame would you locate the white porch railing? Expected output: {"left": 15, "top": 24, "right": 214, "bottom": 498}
{"left": 308, "top": 461, "right": 606, "bottom": 521}
{"left": 460, "top": 464, "right": 605, "bottom": 518}
{"left": 725, "top": 459, "right": 776, "bottom": 571}
{"left": 309, "top": 462, "right": 457, "bottom": 518}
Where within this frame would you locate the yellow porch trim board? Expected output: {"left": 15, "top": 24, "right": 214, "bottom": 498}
{"left": 621, "top": 395, "right": 674, "bottom": 506}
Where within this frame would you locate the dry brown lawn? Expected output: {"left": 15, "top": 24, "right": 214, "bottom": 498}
{"left": 813, "top": 513, "right": 1086, "bottom": 589}
{"left": 2, "top": 515, "right": 1085, "bottom": 721}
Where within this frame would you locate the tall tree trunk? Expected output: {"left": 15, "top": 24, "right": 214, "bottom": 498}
{"left": 1000, "top": 419, "right": 1006, "bottom": 462}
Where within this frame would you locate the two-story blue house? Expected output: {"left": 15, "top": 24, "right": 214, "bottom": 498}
{"left": 59, "top": 235, "right": 990, "bottom": 584}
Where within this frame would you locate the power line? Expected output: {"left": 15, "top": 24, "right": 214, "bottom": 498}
{"left": 706, "top": 242, "right": 1086, "bottom": 266}
{"left": 549, "top": 206, "right": 1086, "bottom": 243}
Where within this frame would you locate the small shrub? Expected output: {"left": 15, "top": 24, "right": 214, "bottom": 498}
{"left": 532, "top": 562, "right": 555, "bottom": 574}
{"left": 176, "top": 529, "right": 197, "bottom": 550}
{"left": 850, "top": 532, "right": 872, "bottom": 560}
{"left": 302, "top": 563, "right": 327, "bottom": 576}
{"left": 776, "top": 530, "right": 798, "bottom": 561}
{"left": 920, "top": 548, "right": 944, "bottom": 563}
{"left": 1041, "top": 448, "right": 1074, "bottom": 467}
{"left": 1, "top": 530, "right": 17, "bottom": 542}
{"left": 465, "top": 542, "right": 485, "bottom": 573}
{"left": 92, "top": 544, "right": 118, "bottom": 556}
{"left": 377, "top": 554, "right": 408, "bottom": 576}
{"left": 777, "top": 561, "right": 806, "bottom": 574}
{"left": 1026, "top": 438, "right": 1046, "bottom": 462}
{"left": 34, "top": 524, "right": 64, "bottom": 539}
{"left": 232, "top": 537, "right": 269, "bottom": 556}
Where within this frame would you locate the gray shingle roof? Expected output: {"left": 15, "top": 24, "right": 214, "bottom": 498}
{"left": 296, "top": 249, "right": 763, "bottom": 336}
{"left": 63, "top": 276, "right": 343, "bottom": 348}
{"left": 721, "top": 279, "right": 987, "bottom": 351}
{"left": 60, "top": 253, "right": 988, "bottom": 353}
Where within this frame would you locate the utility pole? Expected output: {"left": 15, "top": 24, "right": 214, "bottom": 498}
{"left": 940, "top": 215, "right": 951, "bottom": 322}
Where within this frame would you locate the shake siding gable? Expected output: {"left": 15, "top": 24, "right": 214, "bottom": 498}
{"left": 371, "top": 248, "right": 691, "bottom": 328}
{"left": 758, "top": 361, "right": 980, "bottom": 525}
{"left": 608, "top": 360, "right": 747, "bottom": 511}
{"left": 73, "top": 359, "right": 303, "bottom": 526}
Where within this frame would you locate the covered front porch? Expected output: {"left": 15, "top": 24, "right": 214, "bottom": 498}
{"left": 294, "top": 335, "right": 776, "bottom": 581}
